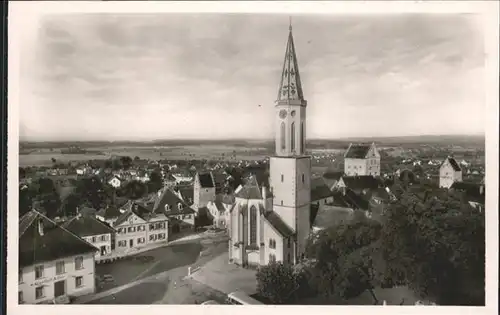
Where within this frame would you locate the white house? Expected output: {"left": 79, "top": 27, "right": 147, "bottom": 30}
{"left": 344, "top": 143, "right": 381, "bottom": 176}
{"left": 206, "top": 194, "right": 235, "bottom": 229}
{"left": 19, "top": 210, "right": 97, "bottom": 304}
{"left": 439, "top": 157, "right": 462, "bottom": 188}
{"left": 107, "top": 176, "right": 122, "bottom": 188}
{"left": 171, "top": 172, "right": 193, "bottom": 184}
{"left": 113, "top": 203, "right": 169, "bottom": 253}
{"left": 62, "top": 214, "right": 116, "bottom": 259}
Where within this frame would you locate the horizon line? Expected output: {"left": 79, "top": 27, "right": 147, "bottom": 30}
{"left": 19, "top": 133, "right": 485, "bottom": 143}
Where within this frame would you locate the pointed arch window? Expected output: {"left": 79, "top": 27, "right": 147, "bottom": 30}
{"left": 291, "top": 122, "right": 296, "bottom": 152}
{"left": 280, "top": 122, "right": 286, "bottom": 151}
{"left": 250, "top": 205, "right": 257, "bottom": 245}
{"left": 300, "top": 122, "right": 304, "bottom": 154}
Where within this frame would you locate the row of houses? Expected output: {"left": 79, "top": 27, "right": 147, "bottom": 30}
{"left": 18, "top": 179, "right": 203, "bottom": 304}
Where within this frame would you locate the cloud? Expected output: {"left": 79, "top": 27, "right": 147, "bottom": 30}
{"left": 19, "top": 13, "right": 485, "bottom": 141}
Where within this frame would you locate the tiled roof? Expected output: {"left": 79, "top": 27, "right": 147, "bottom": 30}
{"left": 311, "top": 178, "right": 333, "bottom": 202}
{"left": 235, "top": 175, "right": 265, "bottom": 200}
{"left": 153, "top": 188, "right": 196, "bottom": 216}
{"left": 445, "top": 157, "right": 462, "bottom": 172}
{"left": 19, "top": 210, "right": 97, "bottom": 268}
{"left": 343, "top": 189, "right": 370, "bottom": 210}
{"left": 344, "top": 143, "right": 371, "bottom": 159}
{"left": 341, "top": 175, "right": 380, "bottom": 190}
{"left": 264, "top": 212, "right": 295, "bottom": 237}
{"left": 96, "top": 205, "right": 122, "bottom": 220}
{"left": 62, "top": 215, "right": 115, "bottom": 237}
{"left": 198, "top": 172, "right": 215, "bottom": 188}
{"left": 312, "top": 204, "right": 355, "bottom": 230}
{"left": 323, "top": 171, "right": 343, "bottom": 180}
{"left": 177, "top": 187, "right": 194, "bottom": 205}
{"left": 217, "top": 193, "right": 235, "bottom": 205}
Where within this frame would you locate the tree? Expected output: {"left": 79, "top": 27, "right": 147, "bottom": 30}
{"left": 382, "top": 187, "right": 485, "bottom": 305}
{"left": 29, "top": 177, "right": 61, "bottom": 218}
{"left": 60, "top": 193, "right": 82, "bottom": 217}
{"left": 304, "top": 216, "right": 383, "bottom": 301}
{"left": 147, "top": 170, "right": 163, "bottom": 193}
{"left": 121, "top": 180, "right": 148, "bottom": 200}
{"left": 75, "top": 176, "right": 107, "bottom": 209}
{"left": 256, "top": 261, "right": 300, "bottom": 304}
{"left": 51, "top": 157, "right": 57, "bottom": 164}
{"left": 19, "top": 167, "right": 26, "bottom": 179}
{"left": 19, "top": 186, "right": 32, "bottom": 217}
{"left": 120, "top": 156, "right": 133, "bottom": 170}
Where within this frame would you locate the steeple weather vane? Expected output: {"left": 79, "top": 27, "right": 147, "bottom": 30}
{"left": 289, "top": 16, "right": 292, "bottom": 31}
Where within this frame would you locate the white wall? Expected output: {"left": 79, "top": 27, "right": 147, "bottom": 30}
{"left": 19, "top": 252, "right": 95, "bottom": 304}
{"left": 82, "top": 233, "right": 112, "bottom": 258}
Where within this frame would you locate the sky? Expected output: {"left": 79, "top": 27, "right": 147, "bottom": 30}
{"left": 18, "top": 13, "right": 485, "bottom": 141}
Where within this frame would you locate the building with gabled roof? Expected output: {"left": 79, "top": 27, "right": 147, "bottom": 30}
{"left": 62, "top": 214, "right": 116, "bottom": 259}
{"left": 439, "top": 156, "right": 462, "bottom": 188}
{"left": 206, "top": 193, "right": 236, "bottom": 229}
{"left": 19, "top": 210, "right": 97, "bottom": 304}
{"left": 311, "top": 177, "right": 334, "bottom": 206}
{"left": 344, "top": 143, "right": 381, "bottom": 176}
{"left": 113, "top": 202, "right": 169, "bottom": 253}
{"left": 153, "top": 187, "right": 196, "bottom": 233}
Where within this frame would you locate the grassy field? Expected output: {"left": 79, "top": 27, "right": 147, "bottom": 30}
{"left": 19, "top": 145, "right": 271, "bottom": 167}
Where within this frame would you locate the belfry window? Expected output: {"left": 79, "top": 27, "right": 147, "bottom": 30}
{"left": 291, "top": 122, "right": 296, "bottom": 152}
{"left": 250, "top": 206, "right": 257, "bottom": 245}
{"left": 280, "top": 122, "right": 286, "bottom": 150}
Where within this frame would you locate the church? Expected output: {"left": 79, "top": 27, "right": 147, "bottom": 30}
{"left": 228, "top": 23, "right": 311, "bottom": 267}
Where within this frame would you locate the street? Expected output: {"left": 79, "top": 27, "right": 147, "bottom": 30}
{"left": 85, "top": 231, "right": 230, "bottom": 304}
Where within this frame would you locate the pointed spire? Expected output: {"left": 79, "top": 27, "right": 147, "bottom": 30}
{"left": 277, "top": 20, "right": 305, "bottom": 103}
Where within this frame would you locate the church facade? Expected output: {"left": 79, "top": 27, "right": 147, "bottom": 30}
{"left": 228, "top": 24, "right": 311, "bottom": 267}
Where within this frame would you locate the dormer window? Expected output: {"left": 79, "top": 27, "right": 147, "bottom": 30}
{"left": 164, "top": 204, "right": 171, "bottom": 211}
{"left": 178, "top": 203, "right": 183, "bottom": 210}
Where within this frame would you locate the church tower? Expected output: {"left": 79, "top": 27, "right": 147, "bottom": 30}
{"left": 269, "top": 22, "right": 311, "bottom": 261}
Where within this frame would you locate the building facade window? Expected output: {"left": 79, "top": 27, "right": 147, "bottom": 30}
{"left": 35, "top": 286, "right": 44, "bottom": 299}
{"left": 249, "top": 206, "right": 257, "bottom": 245}
{"left": 75, "top": 256, "right": 84, "bottom": 270}
{"left": 287, "top": 238, "right": 291, "bottom": 248}
{"left": 281, "top": 174, "right": 284, "bottom": 182}
{"left": 269, "top": 239, "right": 276, "bottom": 249}
{"left": 290, "top": 122, "right": 296, "bottom": 151}
{"left": 19, "top": 270, "right": 23, "bottom": 283}
{"left": 92, "top": 236, "right": 96, "bottom": 243}
{"left": 19, "top": 291, "right": 23, "bottom": 303}
{"left": 35, "top": 265, "right": 44, "bottom": 279}
{"left": 56, "top": 261, "right": 65, "bottom": 275}
{"left": 280, "top": 122, "right": 286, "bottom": 150}
{"left": 302, "top": 174, "right": 305, "bottom": 183}
{"left": 75, "top": 276, "right": 83, "bottom": 288}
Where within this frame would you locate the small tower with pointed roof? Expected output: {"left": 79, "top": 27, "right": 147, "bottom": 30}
{"left": 269, "top": 20, "right": 311, "bottom": 261}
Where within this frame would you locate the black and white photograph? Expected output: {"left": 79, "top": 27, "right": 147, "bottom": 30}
{"left": 7, "top": 1, "right": 499, "bottom": 314}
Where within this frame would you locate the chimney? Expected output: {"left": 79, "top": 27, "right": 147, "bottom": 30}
{"left": 38, "top": 219, "right": 44, "bottom": 236}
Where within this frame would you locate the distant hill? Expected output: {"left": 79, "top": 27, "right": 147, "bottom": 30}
{"left": 19, "top": 134, "right": 484, "bottom": 150}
